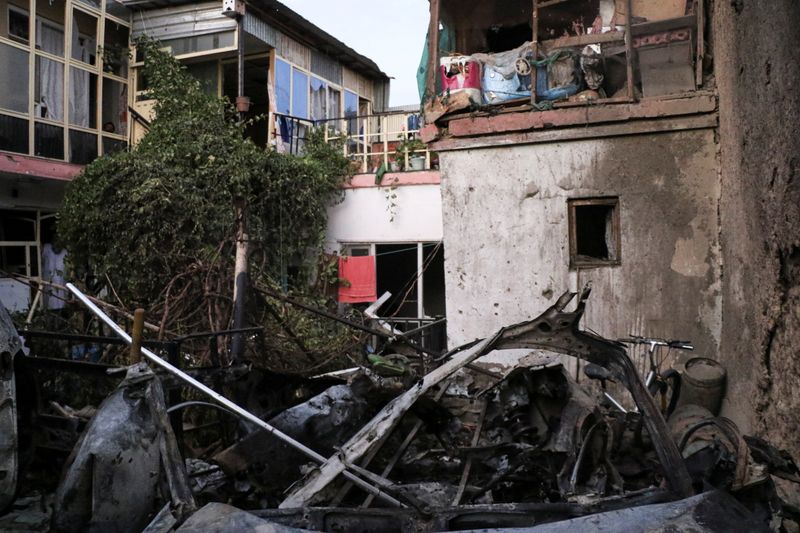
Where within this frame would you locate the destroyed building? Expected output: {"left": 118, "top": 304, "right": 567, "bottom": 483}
{"left": 417, "top": 0, "right": 800, "bottom": 459}
{"left": 1, "top": 0, "right": 799, "bottom": 531}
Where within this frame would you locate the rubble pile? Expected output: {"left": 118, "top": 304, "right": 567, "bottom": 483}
{"left": 1, "top": 288, "right": 798, "bottom": 532}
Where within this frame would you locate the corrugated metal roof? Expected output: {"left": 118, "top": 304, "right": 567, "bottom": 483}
{"left": 120, "top": 0, "right": 389, "bottom": 80}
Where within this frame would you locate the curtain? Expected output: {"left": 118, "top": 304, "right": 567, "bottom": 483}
{"left": 70, "top": 68, "right": 90, "bottom": 127}
{"left": 69, "top": 19, "right": 93, "bottom": 127}
{"left": 38, "top": 21, "right": 64, "bottom": 56}
{"left": 310, "top": 78, "right": 326, "bottom": 123}
{"left": 37, "top": 57, "right": 63, "bottom": 121}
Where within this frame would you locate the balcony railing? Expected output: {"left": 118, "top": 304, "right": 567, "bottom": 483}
{"left": 269, "top": 110, "right": 437, "bottom": 174}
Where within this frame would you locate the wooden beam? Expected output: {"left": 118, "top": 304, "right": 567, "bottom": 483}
{"left": 428, "top": 114, "right": 718, "bottom": 152}
{"left": 542, "top": 30, "right": 625, "bottom": 50}
{"left": 625, "top": 0, "right": 635, "bottom": 101}
{"left": 630, "top": 14, "right": 697, "bottom": 36}
{"left": 696, "top": 3, "right": 704, "bottom": 87}
{"left": 445, "top": 94, "right": 716, "bottom": 137}
{"left": 425, "top": 0, "right": 441, "bottom": 104}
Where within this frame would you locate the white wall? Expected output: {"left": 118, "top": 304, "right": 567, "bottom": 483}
{"left": 325, "top": 184, "right": 443, "bottom": 249}
{"left": 439, "top": 129, "right": 722, "bottom": 360}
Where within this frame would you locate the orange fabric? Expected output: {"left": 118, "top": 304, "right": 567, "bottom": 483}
{"left": 338, "top": 256, "right": 377, "bottom": 303}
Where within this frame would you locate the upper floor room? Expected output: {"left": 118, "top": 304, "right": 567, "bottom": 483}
{"left": 128, "top": 0, "right": 391, "bottom": 155}
{"left": 0, "top": 0, "right": 395, "bottom": 176}
{"left": 421, "top": 0, "right": 712, "bottom": 142}
{"left": 0, "top": 0, "right": 131, "bottom": 166}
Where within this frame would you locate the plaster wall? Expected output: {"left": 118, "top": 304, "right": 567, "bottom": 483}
{"left": 714, "top": 0, "right": 800, "bottom": 450}
{"left": 325, "top": 183, "right": 443, "bottom": 250}
{"left": 439, "top": 129, "right": 722, "bottom": 368}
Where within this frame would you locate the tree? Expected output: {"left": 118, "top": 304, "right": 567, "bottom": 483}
{"left": 58, "top": 38, "right": 356, "bottom": 371}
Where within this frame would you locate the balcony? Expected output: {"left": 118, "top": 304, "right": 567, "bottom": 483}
{"left": 269, "top": 109, "right": 437, "bottom": 175}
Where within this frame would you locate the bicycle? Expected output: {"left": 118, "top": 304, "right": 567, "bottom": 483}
{"left": 616, "top": 335, "right": 694, "bottom": 416}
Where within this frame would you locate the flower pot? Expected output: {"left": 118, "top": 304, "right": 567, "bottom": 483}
{"left": 409, "top": 155, "right": 425, "bottom": 171}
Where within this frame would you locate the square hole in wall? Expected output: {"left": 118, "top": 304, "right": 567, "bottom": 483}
{"left": 568, "top": 197, "right": 620, "bottom": 268}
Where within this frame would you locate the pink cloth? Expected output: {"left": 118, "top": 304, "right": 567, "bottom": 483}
{"left": 338, "top": 256, "right": 377, "bottom": 303}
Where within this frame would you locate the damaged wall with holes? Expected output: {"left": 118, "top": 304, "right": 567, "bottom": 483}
{"left": 713, "top": 0, "right": 800, "bottom": 456}
{"left": 439, "top": 127, "right": 721, "bottom": 360}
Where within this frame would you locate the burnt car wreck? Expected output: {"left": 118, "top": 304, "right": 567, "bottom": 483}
{"left": 1, "top": 285, "right": 798, "bottom": 532}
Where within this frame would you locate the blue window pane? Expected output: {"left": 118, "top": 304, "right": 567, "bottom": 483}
{"left": 275, "top": 59, "right": 290, "bottom": 115}
{"left": 345, "top": 90, "right": 358, "bottom": 134}
{"left": 292, "top": 69, "right": 308, "bottom": 119}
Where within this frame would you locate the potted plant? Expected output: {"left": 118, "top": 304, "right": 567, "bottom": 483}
{"left": 394, "top": 137, "right": 427, "bottom": 171}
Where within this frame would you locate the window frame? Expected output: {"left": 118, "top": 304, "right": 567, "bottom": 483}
{"left": 567, "top": 196, "right": 621, "bottom": 269}
{"left": 7, "top": 4, "right": 30, "bottom": 44}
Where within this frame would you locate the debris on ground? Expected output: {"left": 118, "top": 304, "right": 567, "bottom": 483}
{"left": 1, "top": 287, "right": 799, "bottom": 532}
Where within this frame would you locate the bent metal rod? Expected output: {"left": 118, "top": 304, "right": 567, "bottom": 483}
{"left": 66, "top": 282, "right": 403, "bottom": 509}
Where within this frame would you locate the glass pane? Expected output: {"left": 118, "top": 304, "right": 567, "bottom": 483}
{"left": 345, "top": 90, "right": 358, "bottom": 134}
{"left": 102, "top": 78, "right": 127, "bottom": 135}
{"left": 8, "top": 5, "right": 30, "bottom": 43}
{"left": 291, "top": 69, "right": 308, "bottom": 119}
{"left": 102, "top": 20, "right": 129, "bottom": 77}
{"left": 161, "top": 31, "right": 234, "bottom": 56}
{"left": 69, "top": 67, "right": 97, "bottom": 128}
{"left": 186, "top": 61, "right": 218, "bottom": 95}
{"left": 0, "top": 43, "right": 29, "bottom": 113}
{"left": 36, "top": 0, "right": 65, "bottom": 56}
{"left": 105, "top": 0, "right": 130, "bottom": 19}
{"left": 310, "top": 77, "right": 326, "bottom": 122}
{"left": 275, "top": 59, "right": 290, "bottom": 115}
{"left": 328, "top": 88, "right": 341, "bottom": 120}
{"left": 0, "top": 114, "right": 29, "bottom": 154}
{"left": 34, "top": 122, "right": 63, "bottom": 159}
{"left": 72, "top": 9, "right": 97, "bottom": 65}
{"left": 75, "top": 0, "right": 100, "bottom": 10}
{"left": 35, "top": 56, "right": 64, "bottom": 121}
{"left": 102, "top": 136, "right": 126, "bottom": 155}
{"left": 69, "top": 129, "right": 96, "bottom": 164}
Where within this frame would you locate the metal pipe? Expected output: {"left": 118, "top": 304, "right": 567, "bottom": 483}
{"left": 66, "top": 283, "right": 403, "bottom": 508}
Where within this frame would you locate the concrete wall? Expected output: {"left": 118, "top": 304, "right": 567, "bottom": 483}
{"left": 714, "top": 0, "right": 800, "bottom": 450}
{"left": 438, "top": 128, "right": 722, "bottom": 365}
{"left": 325, "top": 183, "right": 443, "bottom": 249}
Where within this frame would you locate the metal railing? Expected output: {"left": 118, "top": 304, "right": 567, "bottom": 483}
{"left": 269, "top": 110, "right": 437, "bottom": 174}
{"left": 371, "top": 316, "right": 447, "bottom": 353}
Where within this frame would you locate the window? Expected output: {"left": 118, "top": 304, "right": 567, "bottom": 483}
{"left": 568, "top": 197, "right": 620, "bottom": 268}
{"left": 310, "top": 77, "right": 326, "bottom": 122}
{"left": 102, "top": 21, "right": 128, "bottom": 76}
{"left": 8, "top": 5, "right": 29, "bottom": 43}
{"left": 0, "top": 43, "right": 29, "bottom": 113}
{"left": 71, "top": 9, "right": 97, "bottom": 65}
{"left": 274, "top": 58, "right": 290, "bottom": 114}
{"left": 35, "top": 55, "right": 64, "bottom": 121}
{"left": 291, "top": 69, "right": 308, "bottom": 119}
{"left": 344, "top": 90, "right": 358, "bottom": 134}
{"left": 70, "top": 67, "right": 97, "bottom": 128}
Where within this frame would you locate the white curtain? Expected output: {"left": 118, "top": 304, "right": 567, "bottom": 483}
{"left": 70, "top": 68, "right": 90, "bottom": 127}
{"left": 37, "top": 57, "right": 63, "bottom": 121}
{"left": 69, "top": 19, "right": 90, "bottom": 127}
{"left": 38, "top": 21, "right": 64, "bottom": 56}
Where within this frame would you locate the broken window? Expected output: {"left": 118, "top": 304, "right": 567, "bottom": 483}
{"left": 568, "top": 197, "right": 620, "bottom": 268}
{"left": 70, "top": 67, "right": 97, "bottom": 128}
{"left": 35, "top": 0, "right": 65, "bottom": 56}
{"left": 35, "top": 55, "right": 64, "bottom": 121}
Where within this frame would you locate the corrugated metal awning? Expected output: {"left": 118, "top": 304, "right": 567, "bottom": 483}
{"left": 130, "top": 1, "right": 236, "bottom": 40}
